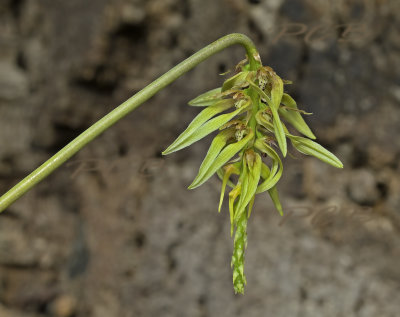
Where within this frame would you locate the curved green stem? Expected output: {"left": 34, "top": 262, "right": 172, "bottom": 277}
{"left": 0, "top": 33, "right": 258, "bottom": 213}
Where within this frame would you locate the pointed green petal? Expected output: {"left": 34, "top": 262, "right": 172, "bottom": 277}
{"left": 256, "top": 141, "right": 280, "bottom": 176}
{"left": 255, "top": 161, "right": 281, "bottom": 194}
{"left": 219, "top": 172, "right": 231, "bottom": 212}
{"left": 163, "top": 100, "right": 234, "bottom": 154}
{"left": 255, "top": 109, "right": 274, "bottom": 132}
{"left": 222, "top": 71, "right": 249, "bottom": 92}
{"left": 173, "top": 108, "right": 242, "bottom": 153}
{"left": 235, "top": 152, "right": 261, "bottom": 221}
{"left": 185, "top": 128, "right": 232, "bottom": 199}
{"left": 279, "top": 93, "right": 316, "bottom": 139}
{"left": 290, "top": 136, "right": 343, "bottom": 168}
{"left": 271, "top": 107, "right": 287, "bottom": 157}
{"left": 267, "top": 185, "right": 283, "bottom": 216}
{"left": 260, "top": 162, "right": 271, "bottom": 179}
{"left": 257, "top": 156, "right": 284, "bottom": 215}
{"left": 236, "top": 162, "right": 249, "bottom": 217}
{"left": 247, "top": 195, "right": 255, "bottom": 218}
{"left": 217, "top": 168, "right": 236, "bottom": 189}
{"left": 218, "top": 164, "right": 240, "bottom": 212}
{"left": 254, "top": 140, "right": 283, "bottom": 194}
{"left": 229, "top": 184, "right": 241, "bottom": 236}
{"left": 189, "top": 129, "right": 254, "bottom": 189}
{"left": 248, "top": 77, "right": 287, "bottom": 156}
{"left": 256, "top": 107, "right": 287, "bottom": 157}
{"left": 188, "top": 87, "right": 222, "bottom": 107}
{"left": 270, "top": 74, "right": 283, "bottom": 111}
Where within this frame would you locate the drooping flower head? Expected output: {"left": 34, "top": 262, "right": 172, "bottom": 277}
{"left": 163, "top": 54, "right": 343, "bottom": 294}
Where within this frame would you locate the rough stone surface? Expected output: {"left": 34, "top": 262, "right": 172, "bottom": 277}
{"left": 1, "top": 0, "right": 400, "bottom": 316}
{"left": 346, "top": 169, "right": 380, "bottom": 206}
{"left": 0, "top": 62, "right": 28, "bottom": 101}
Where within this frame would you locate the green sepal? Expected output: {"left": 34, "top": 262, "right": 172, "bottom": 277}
{"left": 270, "top": 73, "right": 283, "bottom": 111}
{"left": 229, "top": 184, "right": 241, "bottom": 236}
{"left": 188, "top": 129, "right": 254, "bottom": 189}
{"left": 256, "top": 162, "right": 281, "bottom": 194}
{"left": 188, "top": 87, "right": 222, "bottom": 107}
{"left": 217, "top": 168, "right": 236, "bottom": 189}
{"left": 256, "top": 109, "right": 291, "bottom": 138}
{"left": 267, "top": 185, "right": 283, "bottom": 216}
{"left": 279, "top": 93, "right": 316, "bottom": 139}
{"left": 289, "top": 136, "right": 343, "bottom": 168}
{"left": 271, "top": 107, "right": 287, "bottom": 157}
{"left": 163, "top": 101, "right": 245, "bottom": 155}
{"left": 247, "top": 78, "right": 287, "bottom": 156}
{"left": 254, "top": 139, "right": 283, "bottom": 194}
{"left": 260, "top": 161, "right": 270, "bottom": 179}
{"left": 177, "top": 108, "right": 244, "bottom": 153}
{"left": 163, "top": 99, "right": 234, "bottom": 154}
{"left": 190, "top": 129, "right": 234, "bottom": 192}
{"left": 247, "top": 195, "right": 255, "bottom": 218}
{"left": 218, "top": 163, "right": 241, "bottom": 213}
{"left": 255, "top": 109, "right": 274, "bottom": 132}
{"left": 235, "top": 151, "right": 262, "bottom": 222}
{"left": 222, "top": 71, "right": 249, "bottom": 92}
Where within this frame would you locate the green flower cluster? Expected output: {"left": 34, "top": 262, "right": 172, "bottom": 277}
{"left": 163, "top": 55, "right": 343, "bottom": 294}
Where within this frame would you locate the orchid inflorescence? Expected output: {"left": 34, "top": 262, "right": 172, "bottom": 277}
{"left": 163, "top": 53, "right": 343, "bottom": 294}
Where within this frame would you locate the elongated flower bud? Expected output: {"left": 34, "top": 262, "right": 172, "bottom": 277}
{"left": 231, "top": 210, "right": 248, "bottom": 294}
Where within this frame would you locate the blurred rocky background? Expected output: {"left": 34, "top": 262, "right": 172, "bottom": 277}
{"left": 0, "top": 0, "right": 399, "bottom": 316}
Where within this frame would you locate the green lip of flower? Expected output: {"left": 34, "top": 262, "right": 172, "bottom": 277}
{"left": 163, "top": 56, "right": 343, "bottom": 294}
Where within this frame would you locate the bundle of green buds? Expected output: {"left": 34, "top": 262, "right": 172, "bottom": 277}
{"left": 162, "top": 54, "right": 343, "bottom": 294}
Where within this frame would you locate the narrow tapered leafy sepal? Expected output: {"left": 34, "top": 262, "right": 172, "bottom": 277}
{"left": 217, "top": 168, "right": 236, "bottom": 189}
{"left": 267, "top": 185, "right": 283, "bottom": 216}
{"left": 188, "top": 87, "right": 222, "bottom": 107}
{"left": 191, "top": 129, "right": 234, "bottom": 190}
{"left": 219, "top": 163, "right": 240, "bottom": 212}
{"left": 222, "top": 71, "right": 249, "bottom": 92}
{"left": 247, "top": 196, "right": 255, "bottom": 218}
{"left": 255, "top": 102, "right": 287, "bottom": 156}
{"left": 164, "top": 101, "right": 248, "bottom": 155}
{"left": 163, "top": 99, "right": 234, "bottom": 154}
{"left": 229, "top": 184, "right": 241, "bottom": 236}
{"left": 271, "top": 107, "right": 287, "bottom": 157}
{"left": 279, "top": 93, "right": 316, "bottom": 139}
{"left": 255, "top": 109, "right": 274, "bottom": 132}
{"left": 189, "top": 129, "right": 254, "bottom": 189}
{"left": 235, "top": 151, "right": 261, "bottom": 221}
{"left": 270, "top": 73, "right": 284, "bottom": 111}
{"left": 290, "top": 136, "right": 343, "bottom": 168}
{"left": 254, "top": 139, "right": 283, "bottom": 194}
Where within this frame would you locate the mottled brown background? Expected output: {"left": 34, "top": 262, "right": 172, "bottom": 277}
{"left": 0, "top": 0, "right": 399, "bottom": 316}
